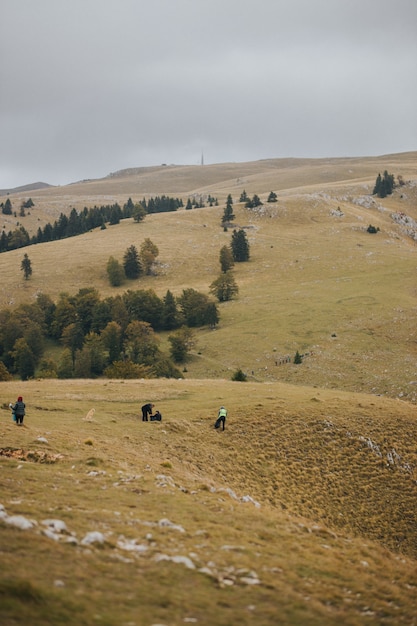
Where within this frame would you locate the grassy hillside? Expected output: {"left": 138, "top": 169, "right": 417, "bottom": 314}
{"left": 0, "top": 154, "right": 416, "bottom": 623}
{"left": 0, "top": 153, "right": 416, "bottom": 399}
{"left": 1, "top": 378, "right": 417, "bottom": 625}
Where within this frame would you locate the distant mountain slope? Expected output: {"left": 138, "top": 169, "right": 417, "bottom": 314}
{"left": 0, "top": 181, "right": 53, "bottom": 195}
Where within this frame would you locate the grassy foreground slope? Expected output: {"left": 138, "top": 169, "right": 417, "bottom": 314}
{"left": 1, "top": 378, "right": 417, "bottom": 626}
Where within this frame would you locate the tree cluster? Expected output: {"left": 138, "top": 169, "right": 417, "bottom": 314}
{"left": 140, "top": 195, "right": 183, "bottom": 213}
{"left": 0, "top": 286, "right": 219, "bottom": 381}
{"left": 208, "top": 228, "right": 249, "bottom": 303}
{"left": 107, "top": 240, "right": 160, "bottom": 286}
{"left": 0, "top": 195, "right": 183, "bottom": 254}
{"left": 372, "top": 171, "right": 395, "bottom": 198}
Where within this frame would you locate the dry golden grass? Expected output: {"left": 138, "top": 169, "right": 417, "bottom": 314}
{"left": 1, "top": 378, "right": 417, "bottom": 625}
{"left": 1, "top": 153, "right": 415, "bottom": 399}
{"left": 0, "top": 154, "right": 417, "bottom": 623}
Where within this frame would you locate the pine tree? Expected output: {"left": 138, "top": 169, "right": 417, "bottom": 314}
{"left": 294, "top": 350, "right": 303, "bottom": 364}
{"left": 267, "top": 191, "right": 277, "bottom": 203}
{"left": 2, "top": 198, "right": 12, "bottom": 215}
{"left": 231, "top": 229, "right": 250, "bottom": 262}
{"left": 21, "top": 253, "right": 32, "bottom": 280}
{"left": 373, "top": 170, "right": 395, "bottom": 198}
{"left": 222, "top": 194, "right": 235, "bottom": 224}
{"left": 162, "top": 290, "right": 180, "bottom": 330}
{"left": 123, "top": 245, "right": 141, "bottom": 279}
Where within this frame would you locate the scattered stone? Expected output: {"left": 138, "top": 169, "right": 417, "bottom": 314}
{"left": 158, "top": 518, "right": 185, "bottom": 533}
{"left": 155, "top": 554, "right": 195, "bottom": 570}
{"left": 81, "top": 531, "right": 106, "bottom": 546}
{"left": 4, "top": 514, "right": 36, "bottom": 530}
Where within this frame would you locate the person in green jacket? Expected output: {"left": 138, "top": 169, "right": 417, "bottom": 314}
{"left": 215, "top": 406, "right": 227, "bottom": 430}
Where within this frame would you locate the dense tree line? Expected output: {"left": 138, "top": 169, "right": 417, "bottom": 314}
{"left": 0, "top": 195, "right": 184, "bottom": 253}
{"left": 140, "top": 195, "right": 183, "bottom": 213}
{"left": 0, "top": 286, "right": 219, "bottom": 380}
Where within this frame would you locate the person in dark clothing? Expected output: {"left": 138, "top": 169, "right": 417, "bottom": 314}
{"left": 150, "top": 410, "right": 162, "bottom": 421}
{"left": 13, "top": 396, "right": 26, "bottom": 426}
{"left": 141, "top": 403, "right": 154, "bottom": 421}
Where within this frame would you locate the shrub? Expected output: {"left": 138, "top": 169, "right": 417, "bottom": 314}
{"left": 232, "top": 368, "right": 247, "bottom": 381}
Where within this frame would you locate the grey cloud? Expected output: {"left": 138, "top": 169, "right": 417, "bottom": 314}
{"left": 1, "top": 0, "right": 416, "bottom": 187}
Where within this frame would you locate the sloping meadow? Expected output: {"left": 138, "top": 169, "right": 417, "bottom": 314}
{"left": 1, "top": 378, "right": 417, "bottom": 625}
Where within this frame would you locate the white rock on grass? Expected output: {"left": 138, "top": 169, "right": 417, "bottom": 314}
{"left": 117, "top": 538, "right": 148, "bottom": 553}
{"left": 81, "top": 531, "right": 106, "bottom": 546}
{"left": 158, "top": 518, "right": 185, "bottom": 533}
{"left": 154, "top": 554, "right": 195, "bottom": 570}
{"left": 42, "top": 519, "right": 68, "bottom": 533}
{"left": 4, "top": 515, "right": 36, "bottom": 530}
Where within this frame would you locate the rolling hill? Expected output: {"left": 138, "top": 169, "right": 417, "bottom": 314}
{"left": 0, "top": 153, "right": 416, "bottom": 624}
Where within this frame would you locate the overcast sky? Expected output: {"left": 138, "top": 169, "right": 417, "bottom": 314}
{"left": 1, "top": 0, "right": 416, "bottom": 188}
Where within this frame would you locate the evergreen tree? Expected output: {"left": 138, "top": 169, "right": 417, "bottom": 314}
{"left": 123, "top": 245, "right": 141, "bottom": 279}
{"left": 109, "top": 203, "right": 122, "bottom": 225}
{"left": 2, "top": 198, "right": 12, "bottom": 215}
{"left": 239, "top": 190, "right": 248, "bottom": 202}
{"left": 231, "top": 368, "right": 247, "bottom": 381}
{"left": 231, "top": 229, "right": 250, "bottom": 262}
{"left": 373, "top": 170, "right": 395, "bottom": 198}
{"left": 21, "top": 253, "right": 32, "bottom": 280}
{"left": 123, "top": 197, "right": 135, "bottom": 216}
{"left": 373, "top": 173, "right": 382, "bottom": 195}
{"left": 162, "top": 290, "right": 181, "bottom": 330}
{"left": 294, "top": 350, "right": 303, "bottom": 364}
{"left": 222, "top": 194, "right": 235, "bottom": 224}
{"left": 267, "top": 191, "right": 277, "bottom": 202}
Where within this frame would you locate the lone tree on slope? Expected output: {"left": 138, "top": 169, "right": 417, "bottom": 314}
{"left": 231, "top": 228, "right": 250, "bottom": 262}
{"left": 21, "top": 253, "right": 32, "bottom": 280}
